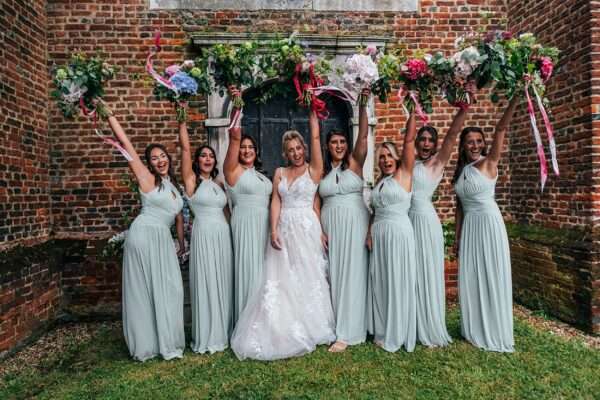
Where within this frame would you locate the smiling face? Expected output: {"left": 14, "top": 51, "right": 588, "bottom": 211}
{"left": 327, "top": 133, "right": 348, "bottom": 164}
{"left": 378, "top": 145, "right": 398, "bottom": 176}
{"left": 197, "top": 147, "right": 216, "bottom": 177}
{"left": 285, "top": 137, "right": 306, "bottom": 167}
{"left": 463, "top": 131, "right": 486, "bottom": 162}
{"left": 416, "top": 131, "right": 437, "bottom": 160}
{"left": 239, "top": 137, "right": 257, "bottom": 168}
{"left": 149, "top": 147, "right": 170, "bottom": 177}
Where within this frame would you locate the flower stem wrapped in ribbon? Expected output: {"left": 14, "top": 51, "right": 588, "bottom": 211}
{"left": 339, "top": 46, "right": 379, "bottom": 106}
{"left": 397, "top": 53, "right": 435, "bottom": 124}
{"left": 471, "top": 29, "right": 559, "bottom": 190}
{"left": 147, "top": 31, "right": 212, "bottom": 122}
{"left": 51, "top": 53, "right": 132, "bottom": 160}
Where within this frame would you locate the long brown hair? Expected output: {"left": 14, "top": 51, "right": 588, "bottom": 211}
{"left": 144, "top": 143, "right": 179, "bottom": 191}
{"left": 192, "top": 145, "right": 219, "bottom": 184}
{"left": 416, "top": 126, "right": 439, "bottom": 158}
{"left": 324, "top": 129, "right": 351, "bottom": 176}
{"left": 451, "top": 127, "right": 487, "bottom": 184}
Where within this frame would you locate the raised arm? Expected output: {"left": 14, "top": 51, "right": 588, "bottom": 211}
{"left": 308, "top": 109, "right": 323, "bottom": 182}
{"left": 104, "top": 107, "right": 154, "bottom": 193}
{"left": 350, "top": 88, "right": 370, "bottom": 174}
{"left": 223, "top": 87, "right": 243, "bottom": 186}
{"left": 394, "top": 112, "right": 417, "bottom": 191}
{"left": 482, "top": 94, "right": 520, "bottom": 176}
{"left": 434, "top": 107, "right": 468, "bottom": 168}
{"left": 178, "top": 119, "right": 196, "bottom": 197}
{"left": 269, "top": 168, "right": 283, "bottom": 250}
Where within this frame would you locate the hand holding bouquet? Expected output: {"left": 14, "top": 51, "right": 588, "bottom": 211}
{"left": 204, "top": 41, "right": 259, "bottom": 109}
{"left": 340, "top": 46, "right": 379, "bottom": 106}
{"left": 51, "top": 52, "right": 117, "bottom": 120}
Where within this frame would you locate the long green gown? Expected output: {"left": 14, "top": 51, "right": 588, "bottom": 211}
{"left": 188, "top": 179, "right": 233, "bottom": 353}
{"left": 227, "top": 167, "right": 272, "bottom": 324}
{"left": 319, "top": 166, "right": 370, "bottom": 345}
{"left": 454, "top": 161, "right": 514, "bottom": 352}
{"left": 370, "top": 175, "right": 417, "bottom": 352}
{"left": 409, "top": 161, "right": 452, "bottom": 347}
{"left": 122, "top": 178, "right": 185, "bottom": 361}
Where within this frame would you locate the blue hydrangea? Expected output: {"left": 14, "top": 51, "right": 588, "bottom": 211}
{"left": 170, "top": 72, "right": 198, "bottom": 95}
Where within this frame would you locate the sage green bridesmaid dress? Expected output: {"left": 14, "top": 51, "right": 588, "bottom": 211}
{"left": 370, "top": 175, "right": 417, "bottom": 352}
{"left": 188, "top": 179, "right": 233, "bottom": 353}
{"left": 454, "top": 161, "right": 514, "bottom": 352}
{"left": 122, "top": 178, "right": 185, "bottom": 361}
{"left": 227, "top": 167, "right": 272, "bottom": 324}
{"left": 319, "top": 166, "right": 370, "bottom": 345}
{"left": 409, "top": 161, "right": 452, "bottom": 347}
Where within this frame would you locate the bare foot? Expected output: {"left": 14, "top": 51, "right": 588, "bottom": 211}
{"left": 374, "top": 340, "right": 384, "bottom": 349}
{"left": 328, "top": 341, "right": 348, "bottom": 353}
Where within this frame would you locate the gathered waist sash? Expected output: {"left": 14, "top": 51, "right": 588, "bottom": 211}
{"left": 233, "top": 193, "right": 269, "bottom": 209}
{"left": 374, "top": 204, "right": 410, "bottom": 223}
{"left": 323, "top": 192, "right": 365, "bottom": 209}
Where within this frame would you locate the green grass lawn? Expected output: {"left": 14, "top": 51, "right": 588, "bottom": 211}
{"left": 1, "top": 309, "right": 599, "bottom": 400}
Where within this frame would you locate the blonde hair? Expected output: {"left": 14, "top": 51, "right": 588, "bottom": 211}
{"left": 281, "top": 130, "right": 307, "bottom": 159}
{"left": 375, "top": 141, "right": 401, "bottom": 180}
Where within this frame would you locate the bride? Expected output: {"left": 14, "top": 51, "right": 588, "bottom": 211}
{"left": 231, "top": 109, "right": 335, "bottom": 360}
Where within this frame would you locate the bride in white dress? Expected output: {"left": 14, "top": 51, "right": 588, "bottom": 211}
{"left": 231, "top": 109, "right": 335, "bottom": 361}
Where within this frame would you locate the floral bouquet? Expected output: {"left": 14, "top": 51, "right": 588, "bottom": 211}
{"left": 397, "top": 52, "right": 435, "bottom": 123}
{"left": 146, "top": 32, "right": 211, "bottom": 122}
{"left": 472, "top": 29, "right": 560, "bottom": 189}
{"left": 102, "top": 230, "right": 128, "bottom": 260}
{"left": 203, "top": 41, "right": 259, "bottom": 109}
{"left": 428, "top": 44, "right": 486, "bottom": 109}
{"left": 371, "top": 50, "right": 401, "bottom": 103}
{"left": 51, "top": 52, "right": 117, "bottom": 120}
{"left": 339, "top": 46, "right": 379, "bottom": 106}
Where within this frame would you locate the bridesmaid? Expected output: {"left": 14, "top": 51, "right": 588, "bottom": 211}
{"left": 319, "top": 88, "right": 371, "bottom": 352}
{"left": 452, "top": 95, "right": 520, "bottom": 352}
{"left": 368, "top": 112, "right": 417, "bottom": 352}
{"left": 224, "top": 88, "right": 273, "bottom": 324}
{"left": 104, "top": 103, "right": 185, "bottom": 361}
{"left": 177, "top": 115, "right": 233, "bottom": 354}
{"left": 409, "top": 105, "right": 469, "bottom": 347}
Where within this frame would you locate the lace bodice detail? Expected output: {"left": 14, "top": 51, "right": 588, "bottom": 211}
{"left": 278, "top": 168, "right": 317, "bottom": 210}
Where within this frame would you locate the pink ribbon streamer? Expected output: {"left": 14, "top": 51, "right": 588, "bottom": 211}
{"left": 146, "top": 31, "right": 178, "bottom": 94}
{"left": 94, "top": 129, "right": 133, "bottom": 161}
{"left": 312, "top": 85, "right": 357, "bottom": 104}
{"left": 532, "top": 85, "right": 559, "bottom": 177}
{"left": 524, "top": 82, "right": 548, "bottom": 191}
{"left": 229, "top": 107, "right": 242, "bottom": 129}
{"left": 398, "top": 87, "right": 429, "bottom": 125}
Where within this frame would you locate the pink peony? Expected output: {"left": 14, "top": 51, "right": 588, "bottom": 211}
{"left": 403, "top": 58, "right": 428, "bottom": 80}
{"left": 501, "top": 31, "right": 513, "bottom": 40}
{"left": 366, "top": 44, "right": 377, "bottom": 56}
{"left": 539, "top": 57, "right": 553, "bottom": 81}
{"left": 165, "top": 64, "right": 181, "bottom": 77}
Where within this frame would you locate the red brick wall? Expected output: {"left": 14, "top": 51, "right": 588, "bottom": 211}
{"left": 46, "top": 0, "right": 507, "bottom": 238}
{"left": 0, "top": 0, "right": 51, "bottom": 250}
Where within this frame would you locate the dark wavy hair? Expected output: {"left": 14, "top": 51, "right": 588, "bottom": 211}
{"left": 416, "top": 126, "right": 439, "bottom": 158}
{"left": 192, "top": 145, "right": 219, "bottom": 183}
{"left": 240, "top": 134, "right": 263, "bottom": 171}
{"left": 451, "top": 126, "right": 487, "bottom": 184}
{"left": 324, "top": 129, "right": 351, "bottom": 176}
{"left": 144, "top": 143, "right": 178, "bottom": 191}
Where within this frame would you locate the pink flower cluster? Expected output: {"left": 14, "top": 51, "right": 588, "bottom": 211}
{"left": 539, "top": 56, "right": 554, "bottom": 81}
{"left": 403, "top": 59, "right": 428, "bottom": 81}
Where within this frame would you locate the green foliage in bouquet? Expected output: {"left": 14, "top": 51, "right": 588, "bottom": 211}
{"left": 51, "top": 52, "right": 117, "bottom": 119}
{"left": 203, "top": 41, "right": 259, "bottom": 107}
{"left": 371, "top": 50, "right": 401, "bottom": 103}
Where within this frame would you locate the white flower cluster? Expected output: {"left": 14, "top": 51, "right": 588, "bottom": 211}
{"left": 108, "top": 230, "right": 128, "bottom": 244}
{"left": 451, "top": 46, "right": 487, "bottom": 79}
{"left": 341, "top": 54, "right": 379, "bottom": 95}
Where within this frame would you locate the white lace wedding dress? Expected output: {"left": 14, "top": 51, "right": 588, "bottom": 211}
{"left": 230, "top": 168, "right": 336, "bottom": 360}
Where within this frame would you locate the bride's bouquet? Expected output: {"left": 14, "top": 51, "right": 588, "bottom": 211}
{"left": 339, "top": 46, "right": 379, "bottom": 106}
{"left": 51, "top": 52, "right": 117, "bottom": 120}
